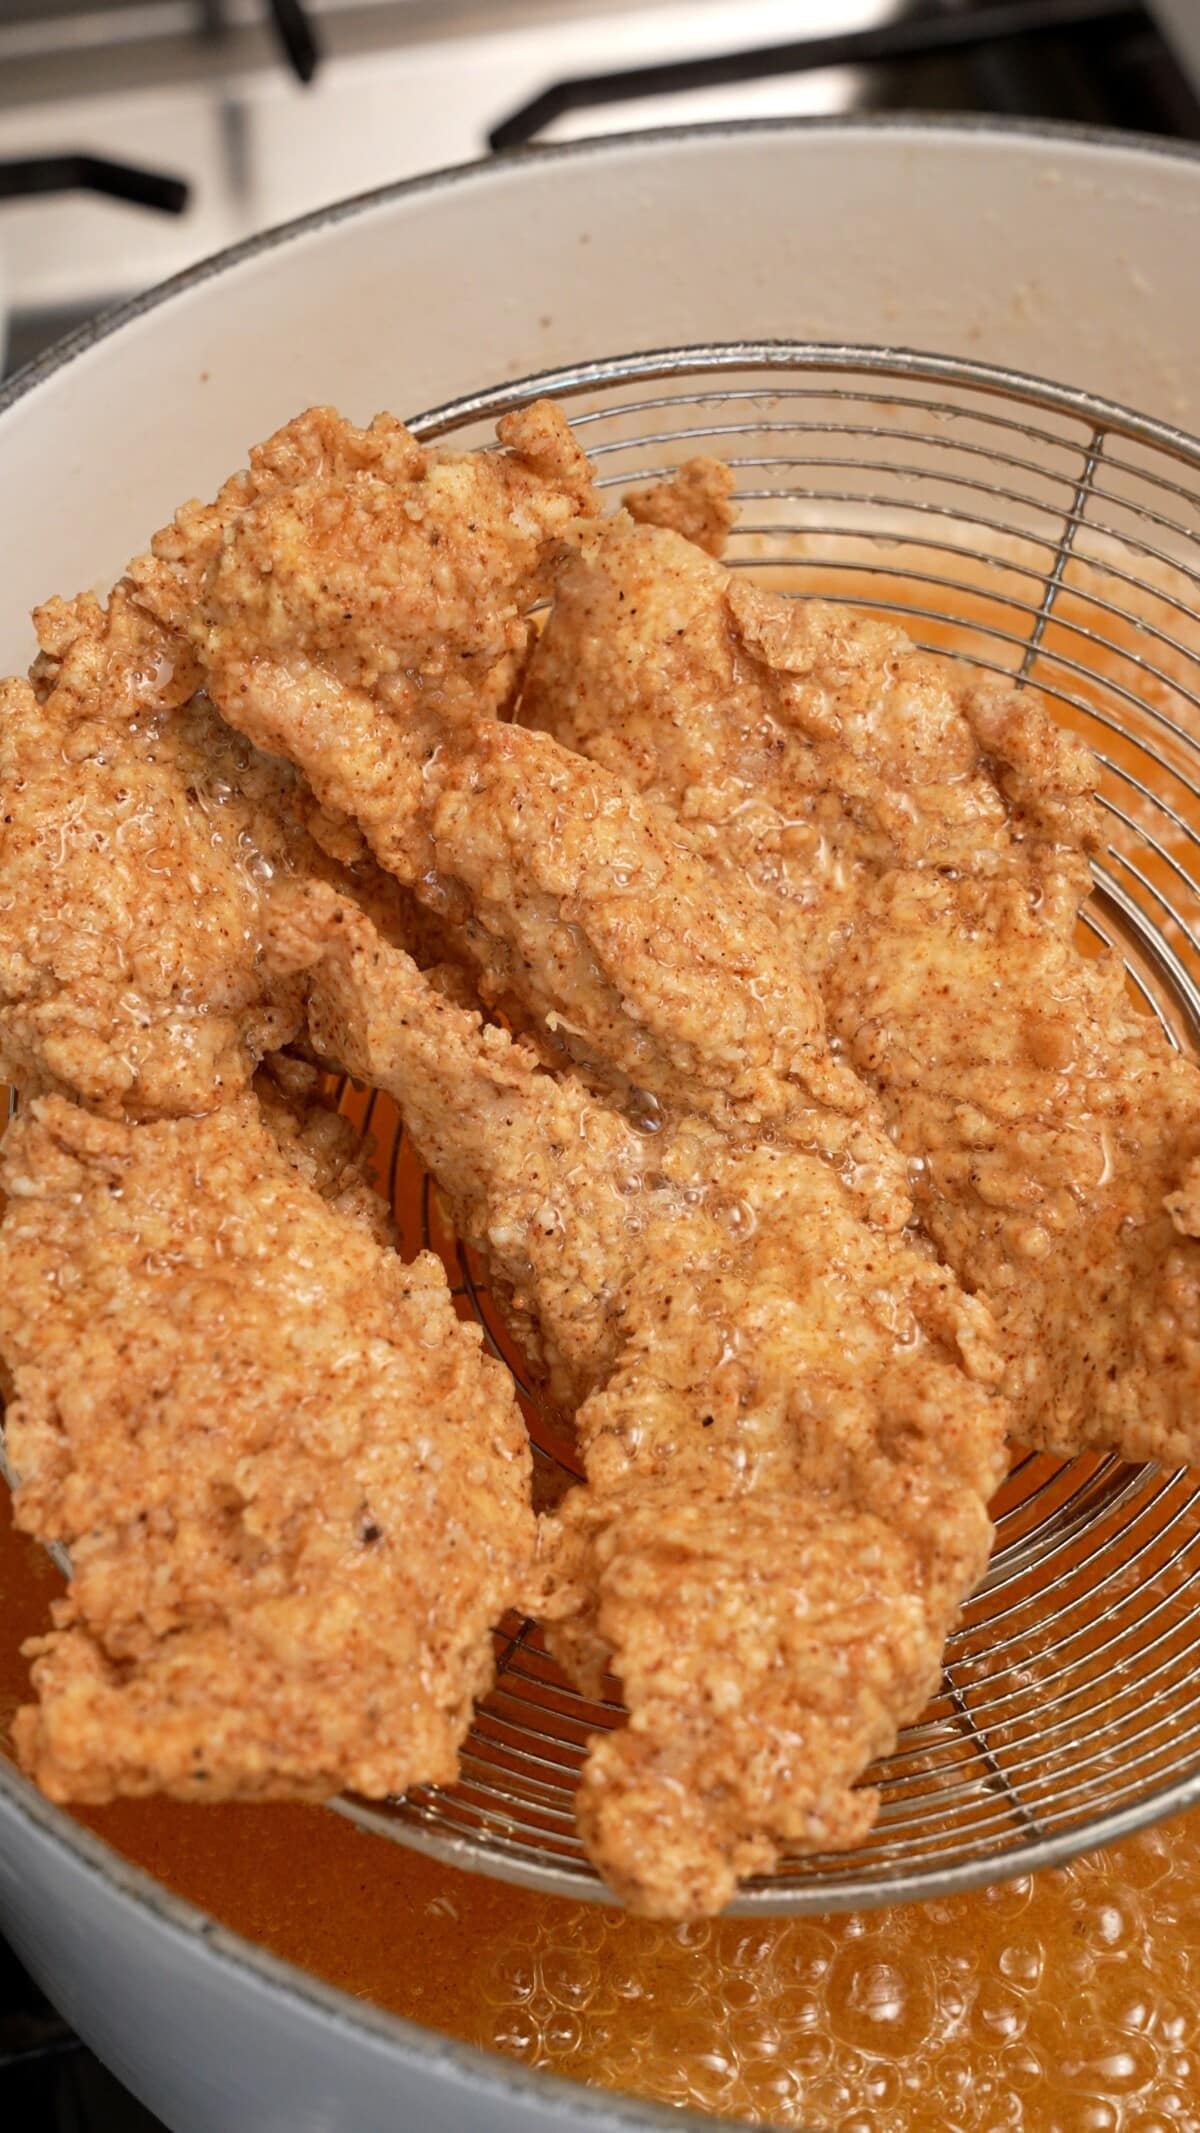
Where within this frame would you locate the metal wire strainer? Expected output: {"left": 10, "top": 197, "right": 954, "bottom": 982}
{"left": 327, "top": 344, "right": 1200, "bottom": 1914}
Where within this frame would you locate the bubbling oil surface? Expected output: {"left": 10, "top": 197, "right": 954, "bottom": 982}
{"left": 469, "top": 1836, "right": 1200, "bottom": 2130}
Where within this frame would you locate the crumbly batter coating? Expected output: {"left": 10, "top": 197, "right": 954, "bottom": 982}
{"left": 624, "top": 454, "right": 736, "bottom": 556}
{"left": 1, "top": 1081, "right": 532, "bottom": 1804}
{"left": 0, "top": 587, "right": 310, "bottom": 1116}
{"left": 522, "top": 501, "right": 1200, "bottom": 1465}
{"left": 147, "top": 400, "right": 596, "bottom": 725}
{"left": 182, "top": 457, "right": 910, "bottom": 1219}
{"left": 0, "top": 402, "right": 591, "bottom": 1821}
{"left": 270, "top": 882, "right": 1006, "bottom": 1917}
{"left": 9, "top": 397, "right": 1173, "bottom": 1920}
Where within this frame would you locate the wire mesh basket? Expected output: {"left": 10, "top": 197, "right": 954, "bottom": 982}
{"left": 325, "top": 344, "right": 1200, "bottom": 1913}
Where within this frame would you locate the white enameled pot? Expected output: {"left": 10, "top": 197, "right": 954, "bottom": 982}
{"left": 2, "top": 116, "right": 1200, "bottom": 2133}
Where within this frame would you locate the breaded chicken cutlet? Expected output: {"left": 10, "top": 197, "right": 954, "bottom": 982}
{"left": 175, "top": 412, "right": 871, "bottom": 1156}
{"left": 0, "top": 402, "right": 600, "bottom": 1809}
{"left": 1, "top": 400, "right": 596, "bottom": 1121}
{"left": 1, "top": 1068, "right": 532, "bottom": 1805}
{"left": 0, "top": 585, "right": 313, "bottom": 1117}
{"left": 268, "top": 881, "right": 1006, "bottom": 1918}
{"left": 521, "top": 488, "right": 1200, "bottom": 1468}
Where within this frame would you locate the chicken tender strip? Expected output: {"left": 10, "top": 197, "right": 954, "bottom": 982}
{"left": 0, "top": 586, "right": 302, "bottom": 1115}
{"left": 137, "top": 396, "right": 792, "bottom": 1113}
{"left": 1, "top": 1079, "right": 533, "bottom": 1805}
{"left": 0, "top": 395, "right": 595, "bottom": 1115}
{"left": 521, "top": 505, "right": 1200, "bottom": 1465}
{"left": 266, "top": 880, "right": 652, "bottom": 1416}
{"left": 268, "top": 881, "right": 1007, "bottom": 1917}
{"left": 128, "top": 398, "right": 597, "bottom": 730}
{"left": 185, "top": 506, "right": 907, "bottom": 1208}
{"left": 0, "top": 579, "right": 420, "bottom": 1119}
{"left": 150, "top": 400, "right": 893, "bottom": 1138}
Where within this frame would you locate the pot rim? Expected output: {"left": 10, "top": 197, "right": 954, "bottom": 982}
{"left": 4, "top": 108, "right": 1200, "bottom": 425}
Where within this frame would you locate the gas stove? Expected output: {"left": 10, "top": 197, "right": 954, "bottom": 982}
{"left": 1, "top": 0, "right": 1199, "bottom": 372}
{"left": 2, "top": 4, "right": 1200, "bottom": 2128}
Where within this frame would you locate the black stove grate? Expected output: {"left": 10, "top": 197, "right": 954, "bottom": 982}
{"left": 488, "top": 0, "right": 1192, "bottom": 150}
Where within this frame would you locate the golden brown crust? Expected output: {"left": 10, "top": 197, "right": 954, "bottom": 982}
{"left": 178, "top": 417, "right": 886, "bottom": 1158}
{"left": 522, "top": 510, "right": 1200, "bottom": 1466}
{"left": 264, "top": 878, "right": 645, "bottom": 1416}
{"left": 184, "top": 400, "right": 595, "bottom": 718}
{"left": 624, "top": 457, "right": 737, "bottom": 557}
{"left": 268, "top": 880, "right": 1006, "bottom": 1917}
{"left": 1, "top": 1086, "right": 532, "bottom": 1805}
{"left": 0, "top": 590, "right": 304, "bottom": 1116}
{"left": 131, "top": 407, "right": 1018, "bottom": 1916}
{"left": 0, "top": 576, "right": 419, "bottom": 1120}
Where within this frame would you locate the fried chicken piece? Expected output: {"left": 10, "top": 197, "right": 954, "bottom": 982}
{"left": 222, "top": 668, "right": 885, "bottom": 1148}
{"left": 169, "top": 416, "right": 1013, "bottom": 1908}
{"left": 624, "top": 454, "right": 736, "bottom": 556}
{"left": 174, "top": 443, "right": 919, "bottom": 1226}
{"left": 520, "top": 500, "right": 1099, "bottom": 963}
{"left": 0, "top": 521, "right": 452, "bottom": 1119}
{"left": 266, "top": 879, "right": 665, "bottom": 1416}
{"left": 117, "top": 391, "right": 630, "bottom": 1091}
{"left": 0, "top": 398, "right": 594, "bottom": 1120}
{"left": 1, "top": 1079, "right": 532, "bottom": 1805}
{"left": 0, "top": 587, "right": 298, "bottom": 1114}
{"left": 0, "top": 573, "right": 426, "bottom": 1117}
{"left": 521, "top": 508, "right": 1200, "bottom": 1465}
{"left": 268, "top": 881, "right": 1007, "bottom": 1917}
{"left": 155, "top": 405, "right": 846, "bottom": 1111}
{"left": 131, "top": 398, "right": 596, "bottom": 730}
